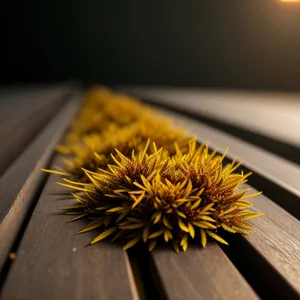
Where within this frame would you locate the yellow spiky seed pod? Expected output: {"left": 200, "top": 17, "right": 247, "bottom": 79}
{"left": 58, "top": 140, "right": 263, "bottom": 253}
{"left": 42, "top": 86, "right": 264, "bottom": 253}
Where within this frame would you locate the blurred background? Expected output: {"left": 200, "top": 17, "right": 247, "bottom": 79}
{"left": 1, "top": 3, "right": 300, "bottom": 299}
{"left": 1, "top": 0, "right": 300, "bottom": 161}
{"left": 1, "top": 0, "right": 300, "bottom": 91}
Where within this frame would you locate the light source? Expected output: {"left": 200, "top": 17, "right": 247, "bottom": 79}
{"left": 279, "top": 0, "right": 300, "bottom": 2}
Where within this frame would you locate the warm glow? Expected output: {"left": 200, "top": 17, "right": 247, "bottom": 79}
{"left": 279, "top": 0, "right": 300, "bottom": 2}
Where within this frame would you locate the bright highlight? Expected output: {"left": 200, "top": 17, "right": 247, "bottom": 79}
{"left": 279, "top": 0, "right": 300, "bottom": 2}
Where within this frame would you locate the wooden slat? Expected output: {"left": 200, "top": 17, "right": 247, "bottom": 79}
{"left": 0, "top": 93, "right": 80, "bottom": 272}
{"left": 249, "top": 187, "right": 300, "bottom": 243}
{"left": 0, "top": 85, "right": 68, "bottom": 134}
{"left": 151, "top": 244, "right": 258, "bottom": 300}
{"left": 117, "top": 87, "right": 300, "bottom": 148}
{"left": 0, "top": 157, "right": 139, "bottom": 300}
{"left": 0, "top": 84, "right": 72, "bottom": 176}
{"left": 228, "top": 184, "right": 300, "bottom": 298}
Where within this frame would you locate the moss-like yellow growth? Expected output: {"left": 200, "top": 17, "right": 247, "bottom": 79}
{"left": 42, "top": 86, "right": 264, "bottom": 252}
{"left": 58, "top": 140, "right": 263, "bottom": 252}
{"left": 50, "top": 104, "right": 191, "bottom": 183}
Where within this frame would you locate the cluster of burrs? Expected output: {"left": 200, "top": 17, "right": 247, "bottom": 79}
{"left": 43, "top": 86, "right": 263, "bottom": 252}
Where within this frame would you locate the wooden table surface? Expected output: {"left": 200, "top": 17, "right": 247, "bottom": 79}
{"left": 0, "top": 84, "right": 72, "bottom": 176}
{"left": 117, "top": 86, "right": 300, "bottom": 147}
{"left": 0, "top": 85, "right": 299, "bottom": 300}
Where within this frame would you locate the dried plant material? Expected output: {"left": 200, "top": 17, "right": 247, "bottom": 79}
{"left": 61, "top": 90, "right": 155, "bottom": 149}
{"left": 42, "top": 86, "right": 264, "bottom": 253}
{"left": 45, "top": 115, "right": 192, "bottom": 183}
{"left": 58, "top": 140, "right": 263, "bottom": 253}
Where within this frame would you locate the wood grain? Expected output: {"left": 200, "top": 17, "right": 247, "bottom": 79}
{"left": 151, "top": 244, "right": 258, "bottom": 300}
{"left": 246, "top": 184, "right": 300, "bottom": 243}
{"left": 238, "top": 184, "right": 300, "bottom": 297}
{"left": 0, "top": 157, "right": 139, "bottom": 300}
{"left": 0, "top": 85, "right": 72, "bottom": 176}
{"left": 0, "top": 93, "right": 80, "bottom": 272}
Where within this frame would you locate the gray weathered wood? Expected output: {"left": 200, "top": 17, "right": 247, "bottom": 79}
{"left": 151, "top": 244, "right": 258, "bottom": 300}
{"left": 0, "top": 157, "right": 139, "bottom": 300}
{"left": 0, "top": 84, "right": 72, "bottom": 175}
{"left": 248, "top": 185, "right": 300, "bottom": 244}
{"left": 117, "top": 87, "right": 300, "bottom": 147}
{"left": 239, "top": 185, "right": 300, "bottom": 296}
{"left": 0, "top": 93, "right": 80, "bottom": 272}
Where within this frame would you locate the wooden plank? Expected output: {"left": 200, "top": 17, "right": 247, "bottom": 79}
{"left": 0, "top": 157, "right": 139, "bottom": 300}
{"left": 225, "top": 184, "right": 300, "bottom": 298}
{"left": 248, "top": 185, "right": 300, "bottom": 243}
{"left": 0, "top": 84, "right": 72, "bottom": 176}
{"left": 0, "top": 85, "right": 68, "bottom": 134}
{"left": 117, "top": 87, "right": 300, "bottom": 148}
{"left": 151, "top": 244, "right": 258, "bottom": 300}
{"left": 0, "top": 93, "right": 80, "bottom": 272}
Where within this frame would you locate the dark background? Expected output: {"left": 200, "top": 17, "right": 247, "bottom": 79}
{"left": 2, "top": 1, "right": 300, "bottom": 91}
